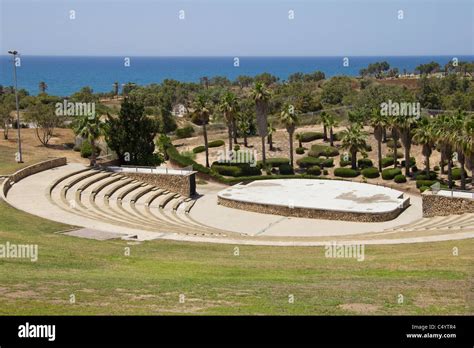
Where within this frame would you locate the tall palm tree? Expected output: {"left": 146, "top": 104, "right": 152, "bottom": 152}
{"left": 325, "top": 113, "right": 338, "bottom": 147}
{"left": 464, "top": 117, "right": 474, "bottom": 186}
{"left": 395, "top": 114, "right": 418, "bottom": 177}
{"left": 219, "top": 91, "right": 239, "bottom": 151}
{"left": 450, "top": 110, "right": 469, "bottom": 190}
{"left": 280, "top": 104, "right": 299, "bottom": 167}
{"left": 433, "top": 113, "right": 456, "bottom": 188}
{"left": 369, "top": 108, "right": 386, "bottom": 172}
{"left": 413, "top": 117, "right": 436, "bottom": 177}
{"left": 340, "top": 124, "right": 368, "bottom": 170}
{"left": 74, "top": 114, "right": 105, "bottom": 166}
{"left": 251, "top": 82, "right": 271, "bottom": 166}
{"left": 388, "top": 115, "right": 400, "bottom": 168}
{"left": 191, "top": 94, "right": 211, "bottom": 167}
{"left": 237, "top": 110, "right": 251, "bottom": 147}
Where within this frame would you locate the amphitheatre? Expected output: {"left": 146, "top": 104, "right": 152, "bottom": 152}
{"left": 1, "top": 122, "right": 473, "bottom": 247}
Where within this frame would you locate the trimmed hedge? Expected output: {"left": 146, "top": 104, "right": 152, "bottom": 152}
{"left": 339, "top": 154, "right": 351, "bottom": 167}
{"left": 419, "top": 185, "right": 431, "bottom": 193}
{"left": 309, "top": 144, "right": 339, "bottom": 158}
{"left": 414, "top": 171, "right": 437, "bottom": 180}
{"left": 208, "top": 140, "right": 225, "bottom": 148}
{"left": 166, "top": 145, "right": 211, "bottom": 174}
{"left": 381, "top": 157, "right": 395, "bottom": 168}
{"left": 416, "top": 180, "right": 437, "bottom": 188}
{"left": 357, "top": 158, "right": 373, "bottom": 169}
{"left": 258, "top": 157, "right": 290, "bottom": 168}
{"left": 321, "top": 158, "right": 334, "bottom": 168}
{"left": 382, "top": 168, "right": 402, "bottom": 180}
{"left": 401, "top": 157, "right": 416, "bottom": 168}
{"left": 298, "top": 132, "right": 324, "bottom": 143}
{"left": 295, "top": 147, "right": 305, "bottom": 155}
{"left": 386, "top": 152, "right": 404, "bottom": 159}
{"left": 212, "top": 164, "right": 241, "bottom": 177}
{"left": 387, "top": 139, "right": 402, "bottom": 148}
{"left": 362, "top": 167, "right": 380, "bottom": 179}
{"left": 192, "top": 145, "right": 206, "bottom": 153}
{"left": 211, "top": 161, "right": 261, "bottom": 177}
{"left": 334, "top": 167, "right": 359, "bottom": 178}
{"left": 297, "top": 156, "right": 322, "bottom": 168}
{"left": 307, "top": 165, "right": 321, "bottom": 176}
{"left": 175, "top": 125, "right": 195, "bottom": 139}
{"left": 278, "top": 164, "right": 294, "bottom": 175}
{"left": 394, "top": 174, "right": 407, "bottom": 183}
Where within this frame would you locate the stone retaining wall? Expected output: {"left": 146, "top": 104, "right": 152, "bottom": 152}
{"left": 218, "top": 196, "right": 404, "bottom": 222}
{"left": 2, "top": 157, "right": 67, "bottom": 197}
{"left": 422, "top": 191, "right": 474, "bottom": 217}
{"left": 123, "top": 172, "right": 196, "bottom": 197}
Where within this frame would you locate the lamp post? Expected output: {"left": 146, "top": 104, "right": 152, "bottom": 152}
{"left": 8, "top": 50, "right": 23, "bottom": 163}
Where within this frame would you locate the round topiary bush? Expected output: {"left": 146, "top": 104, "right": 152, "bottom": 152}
{"left": 362, "top": 167, "right": 380, "bottom": 179}
{"left": 452, "top": 167, "right": 467, "bottom": 180}
{"left": 306, "top": 165, "right": 321, "bottom": 176}
{"left": 381, "top": 157, "right": 395, "bottom": 168}
{"left": 401, "top": 157, "right": 416, "bottom": 168}
{"left": 334, "top": 167, "right": 359, "bottom": 178}
{"left": 433, "top": 165, "right": 440, "bottom": 172}
{"left": 298, "top": 132, "right": 324, "bottom": 143}
{"left": 357, "top": 158, "right": 373, "bottom": 169}
{"left": 278, "top": 164, "right": 294, "bottom": 175}
{"left": 321, "top": 158, "right": 334, "bottom": 168}
{"left": 382, "top": 168, "right": 402, "bottom": 180}
{"left": 394, "top": 174, "right": 407, "bottom": 183}
{"left": 295, "top": 147, "right": 305, "bottom": 155}
{"left": 419, "top": 185, "right": 430, "bottom": 193}
{"left": 387, "top": 139, "right": 402, "bottom": 148}
{"left": 416, "top": 180, "right": 437, "bottom": 188}
{"left": 234, "top": 145, "right": 240, "bottom": 151}
{"left": 323, "top": 169, "right": 329, "bottom": 175}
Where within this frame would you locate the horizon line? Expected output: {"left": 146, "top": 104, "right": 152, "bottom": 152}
{"left": 1, "top": 54, "right": 473, "bottom": 58}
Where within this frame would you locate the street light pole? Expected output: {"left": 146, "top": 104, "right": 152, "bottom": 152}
{"left": 8, "top": 50, "right": 22, "bottom": 163}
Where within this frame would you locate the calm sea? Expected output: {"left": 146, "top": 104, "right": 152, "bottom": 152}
{"left": 0, "top": 56, "right": 473, "bottom": 97}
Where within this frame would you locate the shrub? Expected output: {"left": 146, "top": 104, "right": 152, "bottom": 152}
{"left": 296, "top": 147, "right": 305, "bottom": 155}
{"left": 321, "top": 158, "right": 334, "bottom": 168}
{"left": 212, "top": 164, "right": 242, "bottom": 177}
{"left": 382, "top": 168, "right": 402, "bottom": 180}
{"left": 208, "top": 139, "right": 225, "bottom": 148}
{"left": 394, "top": 174, "right": 407, "bottom": 183}
{"left": 416, "top": 180, "right": 437, "bottom": 188}
{"left": 362, "top": 167, "right": 380, "bottom": 179}
{"left": 234, "top": 145, "right": 240, "bottom": 151}
{"left": 297, "top": 157, "right": 321, "bottom": 168}
{"left": 309, "top": 144, "right": 339, "bottom": 158}
{"left": 339, "top": 154, "right": 351, "bottom": 167}
{"left": 80, "top": 141, "right": 94, "bottom": 158}
{"left": 452, "top": 167, "right": 467, "bottom": 180}
{"left": 387, "top": 139, "right": 402, "bottom": 148}
{"left": 258, "top": 157, "right": 290, "bottom": 168}
{"left": 434, "top": 165, "right": 440, "bottom": 171}
{"left": 381, "top": 157, "right": 395, "bottom": 168}
{"left": 166, "top": 145, "right": 211, "bottom": 174}
{"left": 279, "top": 164, "right": 294, "bottom": 175}
{"left": 357, "top": 158, "right": 373, "bottom": 169}
{"left": 175, "top": 125, "right": 195, "bottom": 138}
{"left": 298, "top": 132, "right": 324, "bottom": 143}
{"left": 323, "top": 169, "right": 329, "bottom": 175}
{"left": 364, "top": 144, "right": 373, "bottom": 152}
{"left": 401, "top": 157, "right": 416, "bottom": 168}
{"left": 181, "top": 151, "right": 196, "bottom": 160}
{"left": 334, "top": 167, "right": 359, "bottom": 178}
{"left": 192, "top": 145, "right": 206, "bottom": 153}
{"left": 307, "top": 165, "right": 321, "bottom": 176}
{"left": 414, "top": 171, "right": 437, "bottom": 180}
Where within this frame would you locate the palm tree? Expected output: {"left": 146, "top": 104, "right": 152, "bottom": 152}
{"left": 38, "top": 81, "right": 48, "bottom": 94}
{"left": 74, "top": 114, "right": 105, "bottom": 166}
{"left": 340, "top": 124, "right": 368, "bottom": 170}
{"left": 450, "top": 110, "right": 469, "bottom": 190}
{"left": 251, "top": 82, "right": 271, "bottom": 166}
{"left": 320, "top": 111, "right": 329, "bottom": 141}
{"left": 464, "top": 117, "right": 474, "bottom": 187}
{"left": 433, "top": 113, "right": 456, "bottom": 188}
{"left": 388, "top": 115, "right": 400, "bottom": 168}
{"left": 369, "top": 109, "right": 386, "bottom": 172}
{"left": 280, "top": 104, "right": 299, "bottom": 167}
{"left": 267, "top": 122, "right": 276, "bottom": 151}
{"left": 325, "top": 113, "right": 338, "bottom": 147}
{"left": 191, "top": 94, "right": 211, "bottom": 167}
{"left": 413, "top": 117, "right": 436, "bottom": 177}
{"left": 219, "top": 91, "right": 239, "bottom": 151}
{"left": 395, "top": 114, "right": 418, "bottom": 177}
{"left": 237, "top": 111, "right": 251, "bottom": 147}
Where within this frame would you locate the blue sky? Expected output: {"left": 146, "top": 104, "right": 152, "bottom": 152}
{"left": 1, "top": 0, "right": 473, "bottom": 56}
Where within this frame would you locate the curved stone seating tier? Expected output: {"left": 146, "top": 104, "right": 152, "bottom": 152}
{"left": 47, "top": 168, "right": 235, "bottom": 239}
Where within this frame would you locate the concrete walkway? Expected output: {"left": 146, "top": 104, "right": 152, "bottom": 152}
{"left": 3, "top": 163, "right": 473, "bottom": 246}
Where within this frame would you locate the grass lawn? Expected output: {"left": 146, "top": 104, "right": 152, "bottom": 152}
{"left": 0, "top": 198, "right": 472, "bottom": 315}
